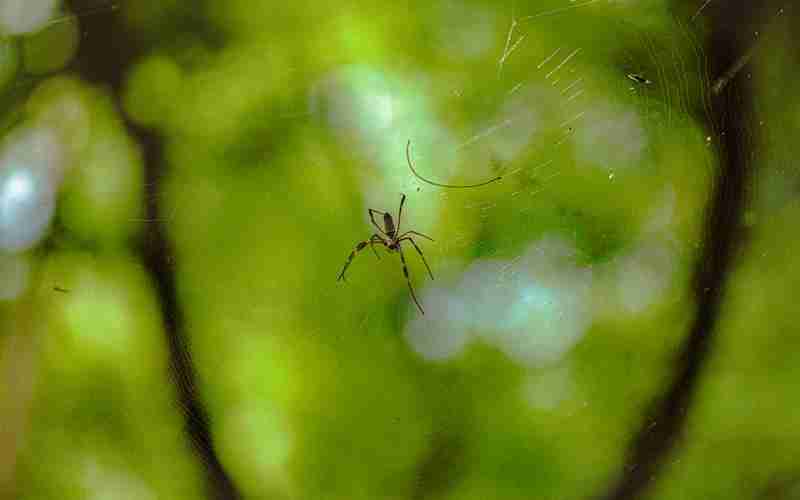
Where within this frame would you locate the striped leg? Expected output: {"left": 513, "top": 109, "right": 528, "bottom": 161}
{"left": 398, "top": 230, "right": 434, "bottom": 242}
{"left": 395, "top": 193, "right": 407, "bottom": 235}
{"left": 400, "top": 237, "right": 434, "bottom": 280}
{"left": 338, "top": 240, "right": 374, "bottom": 282}
{"left": 399, "top": 247, "right": 425, "bottom": 314}
{"left": 368, "top": 209, "right": 389, "bottom": 235}
{"left": 369, "top": 234, "right": 384, "bottom": 259}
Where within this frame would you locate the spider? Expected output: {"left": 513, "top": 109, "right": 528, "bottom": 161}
{"left": 337, "top": 194, "right": 434, "bottom": 314}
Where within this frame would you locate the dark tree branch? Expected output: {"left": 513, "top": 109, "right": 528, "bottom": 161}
{"left": 593, "top": 3, "right": 782, "bottom": 500}
{"left": 65, "top": 2, "right": 240, "bottom": 498}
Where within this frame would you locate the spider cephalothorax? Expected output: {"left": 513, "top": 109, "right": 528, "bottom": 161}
{"left": 337, "top": 194, "right": 434, "bottom": 314}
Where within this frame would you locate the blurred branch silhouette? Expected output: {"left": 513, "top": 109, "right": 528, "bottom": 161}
{"left": 66, "top": 1, "right": 241, "bottom": 498}
{"left": 594, "top": 2, "right": 784, "bottom": 499}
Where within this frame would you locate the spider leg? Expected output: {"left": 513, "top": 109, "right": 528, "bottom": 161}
{"left": 395, "top": 193, "right": 407, "bottom": 235}
{"left": 369, "top": 234, "right": 385, "bottom": 259}
{"left": 368, "top": 209, "right": 390, "bottom": 235}
{"left": 398, "top": 246, "right": 425, "bottom": 314}
{"left": 398, "top": 230, "right": 434, "bottom": 242}
{"left": 400, "top": 237, "right": 434, "bottom": 280}
{"left": 337, "top": 240, "right": 375, "bottom": 282}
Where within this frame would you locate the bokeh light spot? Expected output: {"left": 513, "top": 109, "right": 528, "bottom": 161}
{"left": 0, "top": 0, "right": 58, "bottom": 35}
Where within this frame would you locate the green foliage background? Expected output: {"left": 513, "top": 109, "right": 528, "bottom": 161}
{"left": 1, "top": 1, "right": 798, "bottom": 499}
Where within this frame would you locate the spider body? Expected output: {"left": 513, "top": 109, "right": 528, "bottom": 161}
{"left": 338, "top": 194, "right": 434, "bottom": 314}
{"left": 383, "top": 213, "right": 397, "bottom": 240}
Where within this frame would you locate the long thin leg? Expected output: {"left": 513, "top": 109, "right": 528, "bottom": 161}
{"left": 400, "top": 237, "right": 434, "bottom": 280}
{"left": 398, "top": 230, "right": 434, "bottom": 241}
{"left": 368, "top": 209, "right": 389, "bottom": 235}
{"left": 369, "top": 234, "right": 384, "bottom": 259}
{"left": 338, "top": 239, "right": 384, "bottom": 282}
{"left": 395, "top": 194, "right": 407, "bottom": 236}
{"left": 398, "top": 246, "right": 425, "bottom": 314}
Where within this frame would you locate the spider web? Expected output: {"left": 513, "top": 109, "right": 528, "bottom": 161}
{"left": 296, "top": 3, "right": 718, "bottom": 498}
{"left": 385, "top": 5, "right": 714, "bottom": 498}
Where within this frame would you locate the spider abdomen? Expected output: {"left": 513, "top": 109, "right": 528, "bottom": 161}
{"left": 383, "top": 213, "right": 396, "bottom": 238}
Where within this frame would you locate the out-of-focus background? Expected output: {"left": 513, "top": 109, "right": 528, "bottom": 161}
{"left": 1, "top": 0, "right": 798, "bottom": 499}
